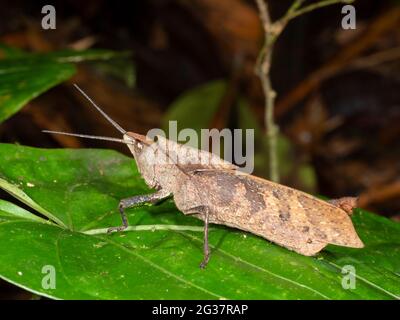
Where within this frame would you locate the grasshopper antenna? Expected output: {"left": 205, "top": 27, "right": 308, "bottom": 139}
{"left": 73, "top": 84, "right": 127, "bottom": 135}
{"left": 42, "top": 130, "right": 134, "bottom": 145}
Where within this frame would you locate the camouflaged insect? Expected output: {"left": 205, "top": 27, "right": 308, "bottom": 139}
{"left": 44, "top": 85, "right": 364, "bottom": 268}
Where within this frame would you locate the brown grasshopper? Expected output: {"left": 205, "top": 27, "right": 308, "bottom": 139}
{"left": 44, "top": 84, "right": 364, "bottom": 268}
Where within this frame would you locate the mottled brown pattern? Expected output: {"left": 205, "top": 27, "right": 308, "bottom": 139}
{"left": 314, "top": 229, "right": 328, "bottom": 239}
{"left": 240, "top": 176, "right": 266, "bottom": 212}
{"left": 272, "top": 190, "right": 281, "bottom": 200}
{"left": 171, "top": 169, "right": 364, "bottom": 256}
{"left": 214, "top": 173, "right": 238, "bottom": 205}
{"left": 279, "top": 211, "right": 291, "bottom": 221}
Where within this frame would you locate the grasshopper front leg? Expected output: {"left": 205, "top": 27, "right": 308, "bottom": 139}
{"left": 108, "top": 189, "right": 171, "bottom": 233}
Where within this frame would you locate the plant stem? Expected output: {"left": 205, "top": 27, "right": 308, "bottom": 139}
{"left": 255, "top": 0, "right": 280, "bottom": 182}
{"left": 254, "top": 0, "right": 356, "bottom": 183}
{"left": 287, "top": 0, "right": 307, "bottom": 15}
{"left": 256, "top": 49, "right": 279, "bottom": 183}
{"left": 287, "top": 0, "right": 354, "bottom": 21}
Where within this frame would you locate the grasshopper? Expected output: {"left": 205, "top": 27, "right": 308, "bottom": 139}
{"left": 44, "top": 85, "right": 364, "bottom": 268}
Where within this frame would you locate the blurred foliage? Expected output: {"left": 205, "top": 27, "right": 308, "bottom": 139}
{"left": 0, "top": 44, "right": 133, "bottom": 123}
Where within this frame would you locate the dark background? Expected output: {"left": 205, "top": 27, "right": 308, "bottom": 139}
{"left": 0, "top": 0, "right": 399, "bottom": 298}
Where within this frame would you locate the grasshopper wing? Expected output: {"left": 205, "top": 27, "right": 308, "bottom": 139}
{"left": 173, "top": 168, "right": 364, "bottom": 256}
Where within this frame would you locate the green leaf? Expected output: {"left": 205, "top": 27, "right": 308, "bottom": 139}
{"left": 163, "top": 80, "right": 227, "bottom": 135}
{"left": 0, "top": 46, "right": 133, "bottom": 123}
{"left": 0, "top": 143, "right": 399, "bottom": 299}
{"left": 0, "top": 47, "right": 130, "bottom": 63}
{"left": 0, "top": 60, "right": 76, "bottom": 123}
{"left": 162, "top": 80, "right": 227, "bottom": 155}
{"left": 0, "top": 44, "right": 27, "bottom": 59}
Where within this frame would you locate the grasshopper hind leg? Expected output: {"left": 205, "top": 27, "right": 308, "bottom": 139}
{"left": 199, "top": 209, "right": 210, "bottom": 269}
{"left": 186, "top": 205, "right": 211, "bottom": 269}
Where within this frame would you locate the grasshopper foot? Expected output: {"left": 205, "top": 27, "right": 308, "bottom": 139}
{"left": 199, "top": 254, "right": 210, "bottom": 269}
{"left": 107, "top": 225, "right": 127, "bottom": 234}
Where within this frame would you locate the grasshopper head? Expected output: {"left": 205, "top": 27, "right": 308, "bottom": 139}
{"left": 123, "top": 132, "right": 153, "bottom": 157}
{"left": 123, "top": 132, "right": 161, "bottom": 189}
